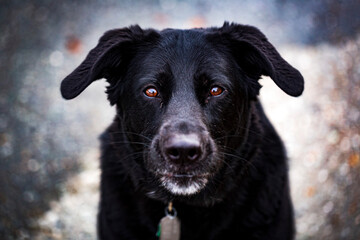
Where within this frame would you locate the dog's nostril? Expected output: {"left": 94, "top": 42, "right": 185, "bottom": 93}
{"left": 187, "top": 148, "right": 200, "bottom": 161}
{"left": 166, "top": 145, "right": 201, "bottom": 162}
{"left": 167, "top": 148, "right": 180, "bottom": 160}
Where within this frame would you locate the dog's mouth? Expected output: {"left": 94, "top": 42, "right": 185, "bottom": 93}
{"left": 146, "top": 120, "right": 220, "bottom": 196}
{"left": 157, "top": 171, "right": 211, "bottom": 196}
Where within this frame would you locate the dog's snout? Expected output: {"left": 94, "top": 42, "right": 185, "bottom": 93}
{"left": 164, "top": 134, "right": 202, "bottom": 164}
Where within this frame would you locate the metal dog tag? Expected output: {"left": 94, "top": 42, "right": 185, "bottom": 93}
{"left": 157, "top": 202, "right": 180, "bottom": 240}
{"left": 159, "top": 215, "right": 181, "bottom": 240}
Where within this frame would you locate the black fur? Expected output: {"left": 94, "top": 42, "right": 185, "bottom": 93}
{"left": 61, "top": 22, "right": 304, "bottom": 240}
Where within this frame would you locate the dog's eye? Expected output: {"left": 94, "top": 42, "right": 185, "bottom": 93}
{"left": 144, "top": 87, "right": 158, "bottom": 98}
{"left": 209, "top": 86, "right": 224, "bottom": 96}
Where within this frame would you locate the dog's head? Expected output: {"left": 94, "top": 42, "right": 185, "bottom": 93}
{"left": 61, "top": 23, "right": 303, "bottom": 205}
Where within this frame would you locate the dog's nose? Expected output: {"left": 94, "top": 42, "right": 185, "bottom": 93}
{"left": 164, "top": 134, "right": 202, "bottom": 164}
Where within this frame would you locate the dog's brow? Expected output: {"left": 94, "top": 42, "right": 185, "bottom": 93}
{"left": 210, "top": 74, "right": 231, "bottom": 85}
{"left": 138, "top": 72, "right": 173, "bottom": 87}
{"left": 139, "top": 76, "right": 158, "bottom": 84}
{"left": 197, "top": 72, "right": 232, "bottom": 89}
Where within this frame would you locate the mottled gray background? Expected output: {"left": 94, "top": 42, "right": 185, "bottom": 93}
{"left": 1, "top": 0, "right": 359, "bottom": 239}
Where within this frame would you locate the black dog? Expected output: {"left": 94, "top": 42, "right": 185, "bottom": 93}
{"left": 61, "top": 22, "right": 304, "bottom": 240}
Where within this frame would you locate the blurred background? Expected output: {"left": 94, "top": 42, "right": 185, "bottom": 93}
{"left": 0, "top": 0, "right": 359, "bottom": 239}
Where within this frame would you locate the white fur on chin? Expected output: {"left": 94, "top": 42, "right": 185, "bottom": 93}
{"left": 160, "top": 177, "right": 208, "bottom": 196}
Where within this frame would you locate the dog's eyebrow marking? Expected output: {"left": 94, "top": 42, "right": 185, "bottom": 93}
{"left": 138, "top": 76, "right": 159, "bottom": 84}
{"left": 195, "top": 68, "right": 233, "bottom": 90}
{"left": 208, "top": 75, "right": 232, "bottom": 89}
{"left": 138, "top": 68, "right": 173, "bottom": 87}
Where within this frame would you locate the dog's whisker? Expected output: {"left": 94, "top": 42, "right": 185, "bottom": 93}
{"left": 102, "top": 152, "right": 146, "bottom": 175}
{"left": 104, "top": 151, "right": 144, "bottom": 165}
{"left": 110, "top": 131, "right": 152, "bottom": 141}
{"left": 213, "top": 134, "right": 242, "bottom": 141}
{"left": 109, "top": 141, "right": 150, "bottom": 147}
{"left": 218, "top": 151, "right": 257, "bottom": 172}
{"left": 213, "top": 128, "right": 272, "bottom": 142}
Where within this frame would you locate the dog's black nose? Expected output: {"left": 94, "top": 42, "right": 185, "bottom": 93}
{"left": 164, "top": 134, "right": 202, "bottom": 164}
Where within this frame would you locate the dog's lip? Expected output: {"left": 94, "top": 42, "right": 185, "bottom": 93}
{"left": 174, "top": 174, "right": 198, "bottom": 178}
{"left": 157, "top": 172, "right": 210, "bottom": 178}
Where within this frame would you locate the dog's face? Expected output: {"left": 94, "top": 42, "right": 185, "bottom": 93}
{"left": 61, "top": 23, "right": 303, "bottom": 205}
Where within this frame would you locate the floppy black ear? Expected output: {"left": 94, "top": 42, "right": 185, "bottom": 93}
{"left": 60, "top": 25, "right": 159, "bottom": 100}
{"left": 214, "top": 22, "right": 304, "bottom": 97}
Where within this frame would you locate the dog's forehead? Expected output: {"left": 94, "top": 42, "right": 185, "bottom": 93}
{"left": 156, "top": 29, "right": 219, "bottom": 65}
{"left": 136, "top": 29, "right": 230, "bottom": 86}
{"left": 158, "top": 29, "right": 206, "bottom": 50}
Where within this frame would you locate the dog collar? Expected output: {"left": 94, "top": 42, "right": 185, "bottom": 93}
{"left": 156, "top": 202, "right": 181, "bottom": 240}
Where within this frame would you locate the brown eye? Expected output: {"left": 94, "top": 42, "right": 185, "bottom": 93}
{"left": 144, "top": 87, "right": 158, "bottom": 97}
{"left": 210, "top": 86, "right": 223, "bottom": 96}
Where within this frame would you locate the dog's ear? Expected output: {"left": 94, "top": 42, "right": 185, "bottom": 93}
{"left": 210, "top": 22, "right": 304, "bottom": 97}
{"left": 60, "top": 25, "right": 159, "bottom": 100}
